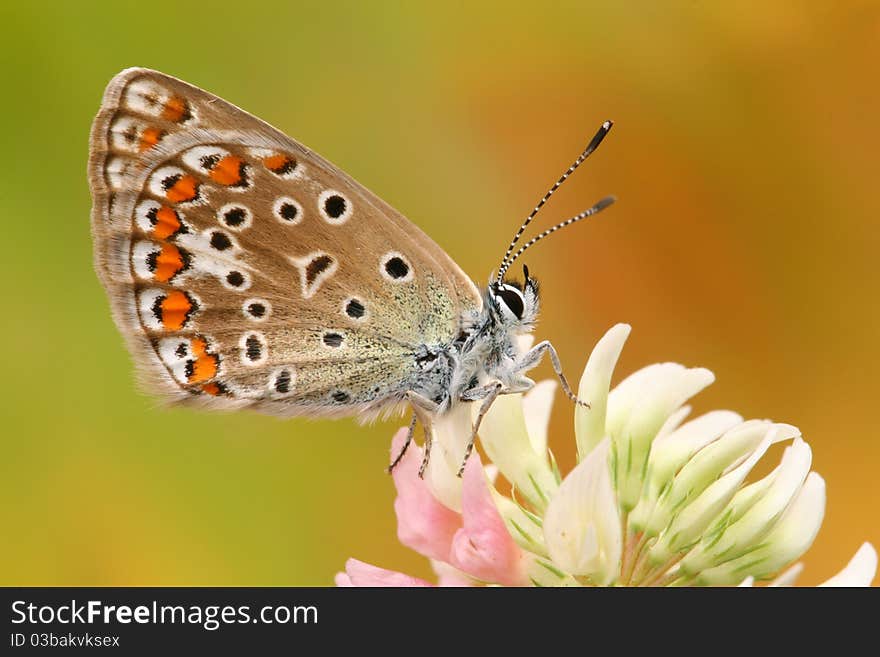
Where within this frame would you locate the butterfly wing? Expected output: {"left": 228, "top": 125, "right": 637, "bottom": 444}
{"left": 89, "top": 68, "right": 481, "bottom": 417}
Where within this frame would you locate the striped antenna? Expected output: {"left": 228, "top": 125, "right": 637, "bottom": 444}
{"left": 496, "top": 120, "right": 613, "bottom": 284}
{"left": 497, "top": 196, "right": 616, "bottom": 280}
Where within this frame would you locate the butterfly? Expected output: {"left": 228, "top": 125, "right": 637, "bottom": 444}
{"left": 89, "top": 68, "right": 614, "bottom": 477}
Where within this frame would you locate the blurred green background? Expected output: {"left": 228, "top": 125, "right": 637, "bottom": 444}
{"left": 1, "top": 1, "right": 877, "bottom": 586}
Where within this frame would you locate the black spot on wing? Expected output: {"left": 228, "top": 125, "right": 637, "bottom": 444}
{"left": 223, "top": 207, "right": 247, "bottom": 227}
{"left": 305, "top": 255, "right": 334, "bottom": 286}
{"left": 323, "top": 332, "right": 343, "bottom": 347}
{"left": 274, "top": 369, "right": 292, "bottom": 393}
{"left": 345, "top": 298, "right": 365, "bottom": 319}
{"left": 324, "top": 195, "right": 346, "bottom": 219}
{"left": 210, "top": 232, "right": 232, "bottom": 251}
{"left": 384, "top": 256, "right": 409, "bottom": 279}
{"left": 245, "top": 334, "right": 262, "bottom": 361}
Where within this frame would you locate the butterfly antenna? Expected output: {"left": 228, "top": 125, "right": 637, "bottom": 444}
{"left": 496, "top": 120, "right": 613, "bottom": 283}
{"left": 501, "top": 196, "right": 616, "bottom": 275}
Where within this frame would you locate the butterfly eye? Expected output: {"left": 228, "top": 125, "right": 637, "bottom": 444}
{"left": 494, "top": 284, "right": 525, "bottom": 320}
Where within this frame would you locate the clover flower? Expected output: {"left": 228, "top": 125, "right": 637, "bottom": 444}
{"left": 337, "top": 324, "right": 876, "bottom": 587}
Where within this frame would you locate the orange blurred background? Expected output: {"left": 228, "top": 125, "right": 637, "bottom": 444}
{"left": 1, "top": 2, "right": 877, "bottom": 585}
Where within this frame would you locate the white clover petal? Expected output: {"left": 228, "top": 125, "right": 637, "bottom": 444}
{"left": 522, "top": 552, "right": 581, "bottom": 587}
{"left": 431, "top": 560, "right": 475, "bottom": 587}
{"left": 425, "top": 402, "right": 473, "bottom": 511}
{"left": 700, "top": 438, "right": 812, "bottom": 561}
{"left": 769, "top": 562, "right": 804, "bottom": 587}
{"left": 490, "top": 486, "right": 548, "bottom": 557}
{"left": 743, "top": 472, "right": 825, "bottom": 585}
{"left": 651, "top": 435, "right": 772, "bottom": 560}
{"left": 612, "top": 364, "right": 715, "bottom": 511}
{"left": 605, "top": 363, "right": 672, "bottom": 437}
{"left": 720, "top": 423, "right": 799, "bottom": 475}
{"left": 543, "top": 439, "right": 622, "bottom": 585}
{"left": 629, "top": 410, "right": 744, "bottom": 533}
{"left": 715, "top": 463, "right": 780, "bottom": 528}
{"left": 479, "top": 392, "right": 557, "bottom": 512}
{"left": 522, "top": 380, "right": 557, "bottom": 457}
{"left": 647, "top": 410, "right": 744, "bottom": 489}
{"left": 819, "top": 543, "right": 878, "bottom": 587}
{"left": 693, "top": 472, "right": 825, "bottom": 585}
{"left": 655, "top": 405, "right": 692, "bottom": 442}
{"left": 641, "top": 420, "right": 775, "bottom": 538}
{"left": 574, "top": 323, "right": 630, "bottom": 461}
{"left": 681, "top": 438, "right": 824, "bottom": 574}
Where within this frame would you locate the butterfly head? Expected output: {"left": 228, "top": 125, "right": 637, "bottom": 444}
{"left": 489, "top": 264, "right": 540, "bottom": 331}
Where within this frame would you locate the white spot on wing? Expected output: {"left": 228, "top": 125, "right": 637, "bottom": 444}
{"left": 217, "top": 203, "right": 253, "bottom": 231}
{"left": 242, "top": 298, "right": 272, "bottom": 322}
{"left": 148, "top": 165, "right": 185, "bottom": 198}
{"left": 131, "top": 240, "right": 160, "bottom": 280}
{"left": 379, "top": 251, "right": 414, "bottom": 283}
{"left": 110, "top": 116, "right": 146, "bottom": 152}
{"left": 137, "top": 288, "right": 165, "bottom": 331}
{"left": 175, "top": 229, "right": 240, "bottom": 255}
{"left": 106, "top": 156, "right": 135, "bottom": 190}
{"left": 289, "top": 252, "right": 338, "bottom": 299}
{"left": 124, "top": 80, "right": 170, "bottom": 117}
{"left": 342, "top": 297, "right": 368, "bottom": 322}
{"left": 157, "top": 337, "right": 192, "bottom": 384}
{"left": 273, "top": 196, "right": 304, "bottom": 225}
{"left": 268, "top": 366, "right": 296, "bottom": 399}
{"left": 182, "top": 145, "right": 230, "bottom": 172}
{"left": 134, "top": 200, "right": 162, "bottom": 233}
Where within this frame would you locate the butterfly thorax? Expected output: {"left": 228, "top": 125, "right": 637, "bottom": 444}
{"left": 421, "top": 280, "right": 538, "bottom": 413}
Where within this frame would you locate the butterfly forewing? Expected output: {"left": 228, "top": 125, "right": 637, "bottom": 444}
{"left": 90, "top": 68, "right": 481, "bottom": 416}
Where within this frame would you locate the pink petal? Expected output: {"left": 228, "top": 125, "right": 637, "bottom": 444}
{"left": 432, "top": 560, "right": 477, "bottom": 587}
{"left": 341, "top": 558, "right": 434, "bottom": 587}
{"left": 449, "top": 453, "right": 529, "bottom": 586}
{"left": 334, "top": 572, "right": 354, "bottom": 587}
{"left": 391, "top": 427, "right": 463, "bottom": 562}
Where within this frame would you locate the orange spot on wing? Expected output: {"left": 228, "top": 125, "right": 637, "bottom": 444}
{"left": 161, "top": 96, "right": 189, "bottom": 122}
{"left": 209, "top": 155, "right": 245, "bottom": 186}
{"left": 188, "top": 337, "right": 218, "bottom": 383}
{"left": 166, "top": 174, "right": 199, "bottom": 203}
{"left": 262, "top": 154, "right": 294, "bottom": 174}
{"left": 138, "top": 126, "right": 163, "bottom": 151}
{"left": 153, "top": 206, "right": 182, "bottom": 240}
{"left": 201, "top": 382, "right": 224, "bottom": 396}
{"left": 154, "top": 243, "right": 186, "bottom": 282}
{"left": 160, "top": 290, "right": 193, "bottom": 331}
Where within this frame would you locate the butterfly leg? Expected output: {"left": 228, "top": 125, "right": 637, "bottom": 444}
{"left": 387, "top": 413, "right": 418, "bottom": 474}
{"left": 418, "top": 421, "right": 433, "bottom": 480}
{"left": 456, "top": 382, "right": 504, "bottom": 477}
{"left": 404, "top": 391, "right": 441, "bottom": 479}
{"left": 517, "top": 340, "right": 591, "bottom": 408}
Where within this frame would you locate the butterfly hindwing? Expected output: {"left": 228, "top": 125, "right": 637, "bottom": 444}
{"left": 89, "top": 68, "right": 481, "bottom": 416}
